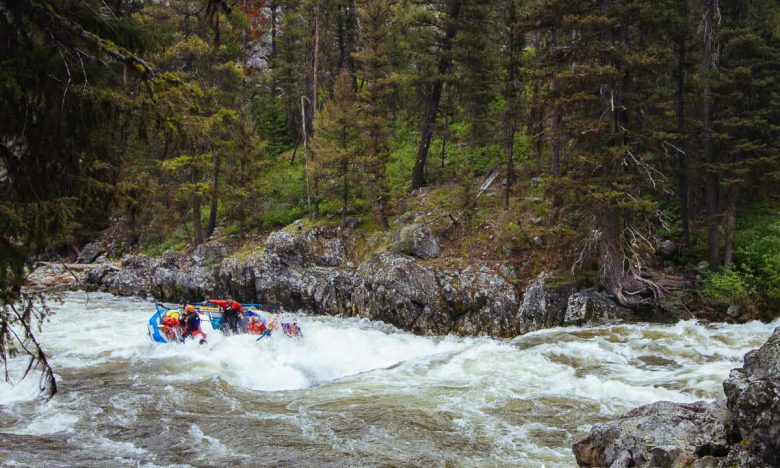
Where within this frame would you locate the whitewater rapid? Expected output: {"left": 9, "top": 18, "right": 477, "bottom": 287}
{"left": 0, "top": 292, "right": 777, "bottom": 467}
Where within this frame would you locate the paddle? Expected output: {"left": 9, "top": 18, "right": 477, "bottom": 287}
{"left": 255, "top": 330, "right": 271, "bottom": 341}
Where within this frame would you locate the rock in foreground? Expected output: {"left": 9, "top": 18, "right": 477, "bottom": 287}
{"left": 572, "top": 400, "right": 731, "bottom": 467}
{"left": 722, "top": 326, "right": 780, "bottom": 467}
{"left": 573, "top": 326, "right": 780, "bottom": 467}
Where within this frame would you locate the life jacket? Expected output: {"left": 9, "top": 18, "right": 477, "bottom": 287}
{"left": 183, "top": 312, "right": 200, "bottom": 333}
{"left": 162, "top": 310, "right": 180, "bottom": 327}
{"left": 207, "top": 299, "right": 239, "bottom": 311}
{"left": 248, "top": 317, "right": 266, "bottom": 335}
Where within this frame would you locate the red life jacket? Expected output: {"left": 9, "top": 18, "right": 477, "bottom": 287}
{"left": 207, "top": 299, "right": 240, "bottom": 310}
{"left": 248, "top": 319, "right": 266, "bottom": 334}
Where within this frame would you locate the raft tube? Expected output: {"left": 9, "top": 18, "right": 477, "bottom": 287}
{"left": 147, "top": 302, "right": 272, "bottom": 343}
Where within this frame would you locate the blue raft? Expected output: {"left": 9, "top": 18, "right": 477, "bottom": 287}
{"left": 147, "top": 301, "right": 271, "bottom": 344}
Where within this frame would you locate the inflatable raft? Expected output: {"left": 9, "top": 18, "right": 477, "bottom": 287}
{"left": 148, "top": 301, "right": 300, "bottom": 343}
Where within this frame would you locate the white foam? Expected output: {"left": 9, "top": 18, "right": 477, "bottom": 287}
{"left": 1, "top": 291, "right": 778, "bottom": 468}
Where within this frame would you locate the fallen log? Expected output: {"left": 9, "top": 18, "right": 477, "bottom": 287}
{"left": 35, "top": 262, "right": 119, "bottom": 271}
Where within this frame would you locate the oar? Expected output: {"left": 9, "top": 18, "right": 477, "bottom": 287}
{"left": 255, "top": 330, "right": 271, "bottom": 341}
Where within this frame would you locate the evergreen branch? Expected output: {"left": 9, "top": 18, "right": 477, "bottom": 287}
{"left": 33, "top": 1, "right": 182, "bottom": 86}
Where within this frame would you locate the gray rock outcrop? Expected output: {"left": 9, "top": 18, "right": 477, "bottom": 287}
{"left": 391, "top": 223, "right": 441, "bottom": 259}
{"left": 84, "top": 224, "right": 652, "bottom": 338}
{"left": 76, "top": 243, "right": 102, "bottom": 264}
{"left": 517, "top": 273, "right": 576, "bottom": 333}
{"left": 573, "top": 326, "right": 780, "bottom": 467}
{"left": 572, "top": 400, "right": 732, "bottom": 467}
{"left": 722, "top": 326, "right": 780, "bottom": 467}
{"left": 563, "top": 290, "right": 636, "bottom": 326}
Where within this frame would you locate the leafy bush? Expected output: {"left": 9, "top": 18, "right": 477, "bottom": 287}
{"left": 733, "top": 206, "right": 780, "bottom": 303}
{"left": 702, "top": 266, "right": 756, "bottom": 305}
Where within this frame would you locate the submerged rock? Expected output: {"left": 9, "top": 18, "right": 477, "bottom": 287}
{"left": 572, "top": 400, "right": 732, "bottom": 467}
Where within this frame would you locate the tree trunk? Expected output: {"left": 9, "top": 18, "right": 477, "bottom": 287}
{"left": 527, "top": 32, "right": 544, "bottom": 175}
{"left": 341, "top": 128, "right": 349, "bottom": 226}
{"left": 411, "top": 0, "right": 462, "bottom": 190}
{"left": 302, "top": 96, "right": 312, "bottom": 219}
{"left": 193, "top": 195, "right": 203, "bottom": 247}
{"left": 723, "top": 185, "right": 738, "bottom": 266}
{"left": 206, "top": 153, "right": 220, "bottom": 239}
{"left": 549, "top": 29, "right": 561, "bottom": 179}
{"left": 312, "top": 3, "right": 320, "bottom": 125}
{"left": 312, "top": 9, "right": 322, "bottom": 224}
{"left": 600, "top": 212, "right": 626, "bottom": 304}
{"left": 238, "top": 157, "right": 246, "bottom": 239}
{"left": 703, "top": 0, "right": 720, "bottom": 270}
{"left": 676, "top": 18, "right": 691, "bottom": 248}
{"left": 503, "top": 5, "right": 519, "bottom": 211}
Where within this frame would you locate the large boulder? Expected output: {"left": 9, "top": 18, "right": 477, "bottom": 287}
{"left": 572, "top": 400, "right": 732, "bottom": 468}
{"left": 192, "top": 241, "right": 227, "bottom": 266}
{"left": 303, "top": 226, "right": 346, "bottom": 267}
{"left": 76, "top": 243, "right": 102, "bottom": 264}
{"left": 722, "top": 326, "right": 780, "bottom": 467}
{"left": 152, "top": 265, "right": 213, "bottom": 302}
{"left": 100, "top": 255, "right": 161, "bottom": 297}
{"left": 563, "top": 290, "right": 635, "bottom": 326}
{"left": 656, "top": 239, "right": 678, "bottom": 258}
{"left": 517, "top": 273, "right": 576, "bottom": 333}
{"left": 392, "top": 223, "right": 441, "bottom": 259}
{"left": 353, "top": 251, "right": 448, "bottom": 334}
{"left": 264, "top": 230, "right": 306, "bottom": 266}
{"left": 441, "top": 265, "right": 519, "bottom": 336}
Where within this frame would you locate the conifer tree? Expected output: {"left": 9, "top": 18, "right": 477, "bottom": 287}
{"left": 312, "top": 70, "right": 361, "bottom": 225}
{"left": 713, "top": 0, "right": 780, "bottom": 265}
{"left": 409, "top": 0, "right": 463, "bottom": 190}
{"left": 354, "top": 0, "right": 395, "bottom": 228}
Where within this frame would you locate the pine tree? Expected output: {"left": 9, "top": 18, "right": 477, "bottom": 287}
{"left": 409, "top": 0, "right": 463, "bottom": 190}
{"left": 311, "top": 70, "right": 361, "bottom": 225}
{"left": 354, "top": 0, "right": 395, "bottom": 228}
{"left": 713, "top": 0, "right": 780, "bottom": 265}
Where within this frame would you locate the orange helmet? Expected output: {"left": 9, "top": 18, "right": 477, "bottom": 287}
{"left": 185, "top": 304, "right": 195, "bottom": 313}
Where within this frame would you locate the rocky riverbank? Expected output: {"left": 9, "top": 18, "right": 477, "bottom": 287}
{"left": 572, "top": 325, "right": 780, "bottom": 467}
{"left": 34, "top": 223, "right": 685, "bottom": 338}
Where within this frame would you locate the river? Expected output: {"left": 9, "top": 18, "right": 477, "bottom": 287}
{"left": 0, "top": 291, "right": 777, "bottom": 467}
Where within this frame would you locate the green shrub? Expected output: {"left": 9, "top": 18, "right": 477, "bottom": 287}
{"left": 702, "top": 266, "right": 756, "bottom": 305}
{"left": 733, "top": 207, "right": 780, "bottom": 303}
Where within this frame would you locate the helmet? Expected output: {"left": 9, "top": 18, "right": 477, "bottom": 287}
{"left": 185, "top": 304, "right": 195, "bottom": 313}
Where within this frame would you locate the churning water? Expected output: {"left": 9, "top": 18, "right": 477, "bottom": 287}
{"left": 1, "top": 291, "right": 777, "bottom": 467}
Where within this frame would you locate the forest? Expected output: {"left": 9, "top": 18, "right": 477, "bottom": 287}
{"left": 2, "top": 0, "right": 780, "bottom": 316}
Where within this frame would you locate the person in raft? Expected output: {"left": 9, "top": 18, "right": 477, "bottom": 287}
{"left": 247, "top": 315, "right": 268, "bottom": 335}
{"left": 283, "top": 322, "right": 302, "bottom": 338}
{"left": 161, "top": 309, "right": 181, "bottom": 341}
{"left": 209, "top": 299, "right": 244, "bottom": 334}
{"left": 180, "top": 304, "right": 207, "bottom": 344}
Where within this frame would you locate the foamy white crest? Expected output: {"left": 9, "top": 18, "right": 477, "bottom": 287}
{"left": 0, "top": 291, "right": 777, "bottom": 468}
